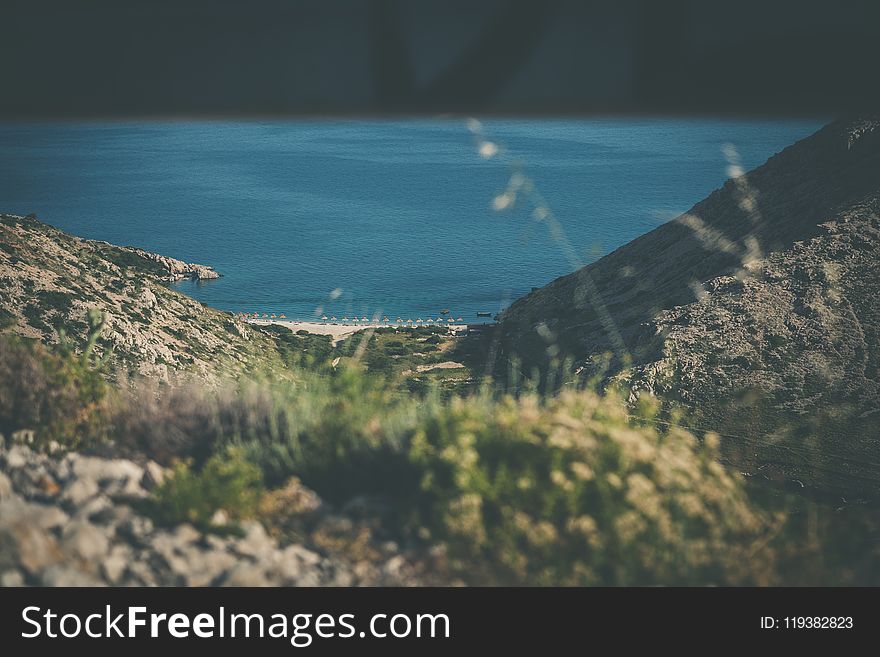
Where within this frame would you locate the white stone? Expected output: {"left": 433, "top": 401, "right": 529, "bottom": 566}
{"left": 62, "top": 520, "right": 110, "bottom": 562}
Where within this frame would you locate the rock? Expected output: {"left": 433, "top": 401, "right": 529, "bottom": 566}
{"left": 87, "top": 500, "right": 132, "bottom": 527}
{"left": 66, "top": 454, "right": 144, "bottom": 495}
{"left": 0, "top": 495, "right": 68, "bottom": 531}
{"left": 123, "top": 559, "right": 158, "bottom": 587}
{"left": 147, "top": 527, "right": 237, "bottom": 585}
{"left": 4, "top": 444, "right": 32, "bottom": 469}
{"left": 383, "top": 555, "right": 407, "bottom": 579}
{"left": 60, "top": 477, "right": 100, "bottom": 506}
{"left": 0, "top": 472, "right": 12, "bottom": 499}
{"left": 117, "top": 515, "right": 154, "bottom": 542}
{"left": 1, "top": 569, "right": 25, "bottom": 587}
{"left": 141, "top": 461, "right": 165, "bottom": 490}
{"left": 147, "top": 524, "right": 207, "bottom": 583}
{"left": 210, "top": 509, "right": 229, "bottom": 526}
{"left": 0, "top": 506, "right": 63, "bottom": 575}
{"left": 35, "top": 473, "right": 60, "bottom": 497}
{"left": 203, "top": 533, "right": 231, "bottom": 551}
{"left": 11, "top": 429, "right": 36, "bottom": 445}
{"left": 139, "top": 287, "right": 158, "bottom": 309}
{"left": 102, "top": 545, "right": 133, "bottom": 584}
{"left": 221, "top": 562, "right": 271, "bottom": 587}
{"left": 233, "top": 521, "right": 273, "bottom": 557}
{"left": 128, "top": 248, "right": 221, "bottom": 281}
{"left": 71, "top": 495, "right": 113, "bottom": 523}
{"left": 271, "top": 547, "right": 304, "bottom": 582}
{"left": 271, "top": 544, "right": 324, "bottom": 586}
{"left": 330, "top": 567, "right": 355, "bottom": 587}
{"left": 0, "top": 441, "right": 425, "bottom": 587}
{"left": 172, "top": 523, "right": 200, "bottom": 545}
{"left": 283, "top": 543, "right": 322, "bottom": 568}
{"left": 41, "top": 564, "right": 106, "bottom": 587}
{"left": 62, "top": 520, "right": 110, "bottom": 563}
{"left": 183, "top": 550, "right": 237, "bottom": 587}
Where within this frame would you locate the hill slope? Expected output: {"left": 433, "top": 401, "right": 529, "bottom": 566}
{"left": 0, "top": 213, "right": 286, "bottom": 380}
{"left": 499, "top": 118, "right": 880, "bottom": 494}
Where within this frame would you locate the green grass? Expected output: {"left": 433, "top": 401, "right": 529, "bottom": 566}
{"left": 148, "top": 447, "right": 263, "bottom": 529}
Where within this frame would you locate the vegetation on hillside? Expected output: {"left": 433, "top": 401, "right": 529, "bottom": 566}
{"left": 2, "top": 321, "right": 878, "bottom": 586}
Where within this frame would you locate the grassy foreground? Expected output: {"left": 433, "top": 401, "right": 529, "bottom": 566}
{"left": 1, "top": 325, "right": 878, "bottom": 586}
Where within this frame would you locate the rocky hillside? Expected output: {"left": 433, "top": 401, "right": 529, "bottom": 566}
{"left": 0, "top": 213, "right": 286, "bottom": 380}
{"left": 499, "top": 118, "right": 880, "bottom": 495}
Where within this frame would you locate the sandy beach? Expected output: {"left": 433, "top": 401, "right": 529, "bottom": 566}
{"left": 246, "top": 318, "right": 468, "bottom": 345}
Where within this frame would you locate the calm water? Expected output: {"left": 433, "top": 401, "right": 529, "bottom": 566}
{"left": 0, "top": 119, "right": 820, "bottom": 321}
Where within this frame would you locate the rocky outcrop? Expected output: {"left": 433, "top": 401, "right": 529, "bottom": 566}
{"left": 0, "top": 437, "right": 425, "bottom": 587}
{"left": 123, "top": 247, "right": 220, "bottom": 281}
{"left": 0, "top": 213, "right": 283, "bottom": 380}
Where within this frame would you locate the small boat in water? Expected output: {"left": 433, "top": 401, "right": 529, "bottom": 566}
{"left": 476, "top": 311, "right": 492, "bottom": 317}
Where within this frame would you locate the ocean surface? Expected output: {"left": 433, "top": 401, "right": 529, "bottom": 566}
{"left": 0, "top": 119, "right": 821, "bottom": 321}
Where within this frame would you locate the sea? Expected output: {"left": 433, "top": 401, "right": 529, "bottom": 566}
{"left": 0, "top": 119, "right": 821, "bottom": 322}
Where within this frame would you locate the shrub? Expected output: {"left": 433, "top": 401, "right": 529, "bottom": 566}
{"left": 150, "top": 447, "right": 263, "bottom": 528}
{"left": 112, "top": 364, "right": 780, "bottom": 584}
{"left": 406, "top": 390, "right": 779, "bottom": 585}
{"left": 0, "top": 307, "right": 15, "bottom": 329}
{"left": 0, "top": 312, "right": 110, "bottom": 448}
{"left": 37, "top": 289, "right": 73, "bottom": 315}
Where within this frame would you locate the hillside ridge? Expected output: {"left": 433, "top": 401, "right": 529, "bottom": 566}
{"left": 0, "top": 213, "right": 282, "bottom": 380}
{"left": 499, "top": 117, "right": 880, "bottom": 493}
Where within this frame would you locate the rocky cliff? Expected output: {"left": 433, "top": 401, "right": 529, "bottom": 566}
{"left": 499, "top": 118, "right": 880, "bottom": 495}
{"left": 115, "top": 246, "right": 220, "bottom": 282}
{"left": 0, "top": 213, "right": 281, "bottom": 380}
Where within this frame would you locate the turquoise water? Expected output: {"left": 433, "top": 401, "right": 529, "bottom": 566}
{"left": 0, "top": 119, "right": 820, "bottom": 321}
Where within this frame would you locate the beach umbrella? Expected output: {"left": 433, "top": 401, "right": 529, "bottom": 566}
{"left": 456, "top": 317, "right": 463, "bottom": 322}
{"left": 280, "top": 314, "right": 286, "bottom": 319}
{"left": 416, "top": 318, "right": 423, "bottom": 323}
{"left": 406, "top": 319, "right": 413, "bottom": 324}
{"left": 361, "top": 316, "right": 368, "bottom": 322}
{"left": 447, "top": 317, "right": 454, "bottom": 323}
{"left": 396, "top": 317, "right": 402, "bottom": 323}
{"left": 383, "top": 316, "right": 389, "bottom": 323}
{"left": 262, "top": 314, "right": 268, "bottom": 318}
{"left": 427, "top": 318, "right": 434, "bottom": 323}
{"left": 331, "top": 316, "right": 337, "bottom": 321}
{"left": 271, "top": 314, "right": 276, "bottom": 319}
{"left": 342, "top": 316, "right": 349, "bottom": 322}
{"left": 321, "top": 315, "right": 328, "bottom": 322}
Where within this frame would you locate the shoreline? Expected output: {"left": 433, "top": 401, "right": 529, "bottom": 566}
{"left": 245, "top": 318, "right": 471, "bottom": 345}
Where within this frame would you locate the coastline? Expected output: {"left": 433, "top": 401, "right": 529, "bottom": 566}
{"left": 245, "top": 318, "right": 470, "bottom": 345}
